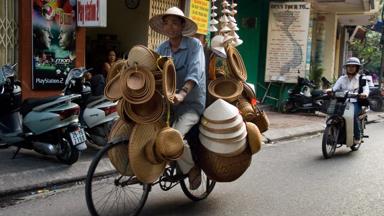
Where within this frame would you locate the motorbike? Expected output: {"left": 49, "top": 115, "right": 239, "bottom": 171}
{"left": 321, "top": 90, "right": 368, "bottom": 159}
{"left": 63, "top": 67, "right": 118, "bottom": 147}
{"left": 281, "top": 76, "right": 326, "bottom": 113}
{"left": 0, "top": 64, "right": 87, "bottom": 164}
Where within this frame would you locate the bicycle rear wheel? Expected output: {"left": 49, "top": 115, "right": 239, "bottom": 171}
{"left": 180, "top": 170, "right": 216, "bottom": 201}
{"left": 85, "top": 142, "right": 150, "bottom": 216}
{"left": 322, "top": 124, "right": 338, "bottom": 159}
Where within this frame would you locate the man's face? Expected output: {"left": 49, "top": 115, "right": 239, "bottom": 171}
{"left": 162, "top": 15, "right": 185, "bottom": 39}
{"left": 346, "top": 65, "right": 358, "bottom": 75}
{"left": 58, "top": 28, "right": 73, "bottom": 50}
{"left": 40, "top": 26, "right": 53, "bottom": 49}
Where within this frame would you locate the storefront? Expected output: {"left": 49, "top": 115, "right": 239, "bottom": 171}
{"left": 17, "top": 0, "right": 184, "bottom": 99}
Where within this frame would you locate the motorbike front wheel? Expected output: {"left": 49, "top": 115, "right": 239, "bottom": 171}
{"left": 322, "top": 124, "right": 339, "bottom": 159}
{"left": 56, "top": 137, "right": 80, "bottom": 165}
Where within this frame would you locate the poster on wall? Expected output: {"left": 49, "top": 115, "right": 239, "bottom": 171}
{"left": 32, "top": 0, "right": 77, "bottom": 90}
{"left": 186, "top": 0, "right": 210, "bottom": 35}
{"left": 265, "top": 2, "right": 311, "bottom": 83}
{"left": 77, "top": 0, "right": 107, "bottom": 27}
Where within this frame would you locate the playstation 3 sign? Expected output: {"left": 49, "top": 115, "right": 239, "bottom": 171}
{"left": 77, "top": 0, "right": 107, "bottom": 27}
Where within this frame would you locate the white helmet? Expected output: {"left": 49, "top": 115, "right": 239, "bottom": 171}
{"left": 344, "top": 57, "right": 361, "bottom": 66}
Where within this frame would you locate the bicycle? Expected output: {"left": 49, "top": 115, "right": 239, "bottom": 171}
{"left": 85, "top": 138, "right": 216, "bottom": 216}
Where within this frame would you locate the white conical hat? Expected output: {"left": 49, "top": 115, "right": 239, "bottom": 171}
{"left": 210, "top": 18, "right": 219, "bottom": 25}
{"left": 222, "top": 0, "right": 229, "bottom": 7}
{"left": 200, "top": 114, "right": 243, "bottom": 130}
{"left": 220, "top": 25, "right": 232, "bottom": 33}
{"left": 231, "top": 10, "right": 238, "bottom": 15}
{"left": 211, "top": 12, "right": 217, "bottom": 17}
{"left": 223, "top": 34, "right": 234, "bottom": 42}
{"left": 231, "top": 31, "right": 240, "bottom": 39}
{"left": 210, "top": 35, "right": 226, "bottom": 58}
{"left": 200, "top": 122, "right": 246, "bottom": 140}
{"left": 203, "top": 99, "right": 239, "bottom": 122}
{"left": 231, "top": 3, "right": 238, "bottom": 8}
{"left": 199, "top": 133, "right": 247, "bottom": 157}
{"left": 212, "top": 5, "right": 218, "bottom": 10}
{"left": 228, "top": 21, "right": 237, "bottom": 29}
{"left": 219, "top": 15, "right": 229, "bottom": 23}
{"left": 233, "top": 38, "right": 243, "bottom": 47}
{"left": 209, "top": 25, "right": 218, "bottom": 32}
{"left": 222, "top": 9, "right": 231, "bottom": 14}
{"left": 228, "top": 15, "right": 236, "bottom": 23}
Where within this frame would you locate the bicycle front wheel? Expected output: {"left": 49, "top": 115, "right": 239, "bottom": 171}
{"left": 85, "top": 142, "right": 150, "bottom": 216}
{"left": 180, "top": 170, "right": 216, "bottom": 201}
{"left": 322, "top": 124, "right": 338, "bottom": 159}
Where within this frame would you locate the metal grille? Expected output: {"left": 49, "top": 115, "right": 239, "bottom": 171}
{"left": 148, "top": 0, "right": 180, "bottom": 50}
{"left": 0, "top": 0, "right": 18, "bottom": 67}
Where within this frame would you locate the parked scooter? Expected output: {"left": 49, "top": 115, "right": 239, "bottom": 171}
{"left": 321, "top": 90, "right": 368, "bottom": 159}
{"left": 0, "top": 64, "right": 87, "bottom": 164}
{"left": 281, "top": 76, "right": 325, "bottom": 113}
{"left": 63, "top": 67, "right": 118, "bottom": 147}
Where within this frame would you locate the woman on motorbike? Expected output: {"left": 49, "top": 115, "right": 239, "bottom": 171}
{"left": 330, "top": 57, "right": 369, "bottom": 145}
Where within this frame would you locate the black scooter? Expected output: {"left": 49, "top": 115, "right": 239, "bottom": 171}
{"left": 281, "top": 76, "right": 326, "bottom": 113}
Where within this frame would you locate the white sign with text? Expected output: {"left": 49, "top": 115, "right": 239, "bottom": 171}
{"left": 77, "top": 0, "right": 107, "bottom": 27}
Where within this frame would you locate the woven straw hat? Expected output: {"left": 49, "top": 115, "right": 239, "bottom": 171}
{"left": 155, "top": 127, "right": 184, "bottom": 161}
{"left": 107, "top": 119, "right": 134, "bottom": 176}
{"left": 245, "top": 122, "right": 262, "bottom": 155}
{"left": 120, "top": 66, "right": 156, "bottom": 104}
{"left": 159, "top": 58, "right": 176, "bottom": 104}
{"left": 127, "top": 45, "right": 160, "bottom": 71}
{"left": 124, "top": 90, "right": 165, "bottom": 124}
{"left": 128, "top": 122, "right": 166, "bottom": 183}
{"left": 226, "top": 45, "right": 247, "bottom": 81}
{"left": 149, "top": 7, "right": 198, "bottom": 36}
{"left": 203, "top": 99, "right": 239, "bottom": 123}
{"left": 237, "top": 97, "right": 256, "bottom": 121}
{"left": 106, "top": 60, "right": 128, "bottom": 83}
{"left": 116, "top": 100, "right": 132, "bottom": 123}
{"left": 208, "top": 78, "right": 243, "bottom": 102}
{"left": 196, "top": 143, "right": 251, "bottom": 182}
{"left": 199, "top": 132, "right": 247, "bottom": 157}
{"left": 104, "top": 73, "right": 122, "bottom": 101}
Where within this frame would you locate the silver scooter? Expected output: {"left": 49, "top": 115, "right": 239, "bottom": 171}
{"left": 0, "top": 64, "right": 87, "bottom": 164}
{"left": 63, "top": 67, "right": 118, "bottom": 147}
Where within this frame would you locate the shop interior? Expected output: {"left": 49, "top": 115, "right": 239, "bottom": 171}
{"left": 85, "top": 0, "right": 150, "bottom": 75}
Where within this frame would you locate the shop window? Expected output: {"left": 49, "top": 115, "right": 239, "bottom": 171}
{"left": 0, "top": 0, "right": 18, "bottom": 66}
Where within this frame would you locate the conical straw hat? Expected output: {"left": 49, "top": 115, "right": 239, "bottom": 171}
{"left": 209, "top": 25, "right": 218, "bottom": 32}
{"left": 211, "top": 35, "right": 226, "bottom": 58}
{"left": 203, "top": 99, "right": 239, "bottom": 123}
{"left": 245, "top": 122, "right": 263, "bottom": 155}
{"left": 199, "top": 132, "right": 247, "bottom": 157}
{"left": 199, "top": 122, "right": 246, "bottom": 140}
{"left": 200, "top": 114, "right": 243, "bottom": 131}
{"left": 107, "top": 119, "right": 134, "bottom": 176}
{"left": 128, "top": 122, "right": 166, "bottom": 183}
{"left": 127, "top": 45, "right": 160, "bottom": 71}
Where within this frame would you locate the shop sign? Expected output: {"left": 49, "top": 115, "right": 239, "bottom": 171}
{"left": 32, "top": 0, "right": 77, "bottom": 90}
{"left": 188, "top": 0, "right": 210, "bottom": 35}
{"left": 265, "top": 2, "right": 311, "bottom": 83}
{"left": 77, "top": 0, "right": 107, "bottom": 27}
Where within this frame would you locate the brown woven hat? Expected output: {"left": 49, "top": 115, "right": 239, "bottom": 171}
{"left": 237, "top": 97, "right": 256, "bottom": 121}
{"left": 160, "top": 58, "right": 176, "bottom": 104}
{"left": 107, "top": 119, "right": 134, "bottom": 176}
{"left": 127, "top": 45, "right": 160, "bottom": 71}
{"left": 208, "top": 78, "right": 243, "bottom": 102}
{"left": 242, "top": 82, "right": 257, "bottom": 102}
{"left": 155, "top": 127, "right": 184, "bottom": 161}
{"left": 104, "top": 73, "right": 122, "bottom": 101}
{"left": 245, "top": 122, "right": 263, "bottom": 155}
{"left": 107, "top": 60, "right": 128, "bottom": 83}
{"left": 128, "top": 122, "right": 166, "bottom": 183}
{"left": 120, "top": 66, "right": 156, "bottom": 104}
{"left": 116, "top": 100, "right": 132, "bottom": 123}
{"left": 226, "top": 45, "right": 247, "bottom": 81}
{"left": 196, "top": 142, "right": 252, "bottom": 182}
{"left": 125, "top": 90, "right": 165, "bottom": 124}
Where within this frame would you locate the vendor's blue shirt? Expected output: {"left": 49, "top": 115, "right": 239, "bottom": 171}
{"left": 156, "top": 37, "right": 206, "bottom": 116}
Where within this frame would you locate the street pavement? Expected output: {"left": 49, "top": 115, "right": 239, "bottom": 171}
{"left": 1, "top": 118, "right": 384, "bottom": 215}
{"left": 0, "top": 111, "right": 383, "bottom": 197}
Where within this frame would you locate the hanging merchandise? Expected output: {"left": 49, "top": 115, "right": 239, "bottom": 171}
{"left": 209, "top": 0, "right": 219, "bottom": 33}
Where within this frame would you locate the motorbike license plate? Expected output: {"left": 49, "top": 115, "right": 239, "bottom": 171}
{"left": 69, "top": 128, "right": 86, "bottom": 145}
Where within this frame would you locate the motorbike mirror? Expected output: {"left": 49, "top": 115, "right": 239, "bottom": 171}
{"left": 359, "top": 78, "right": 367, "bottom": 87}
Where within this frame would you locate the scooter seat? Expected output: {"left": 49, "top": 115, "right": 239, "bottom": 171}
{"left": 86, "top": 95, "right": 104, "bottom": 103}
{"left": 311, "top": 89, "right": 324, "bottom": 98}
{"left": 21, "top": 96, "right": 62, "bottom": 116}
